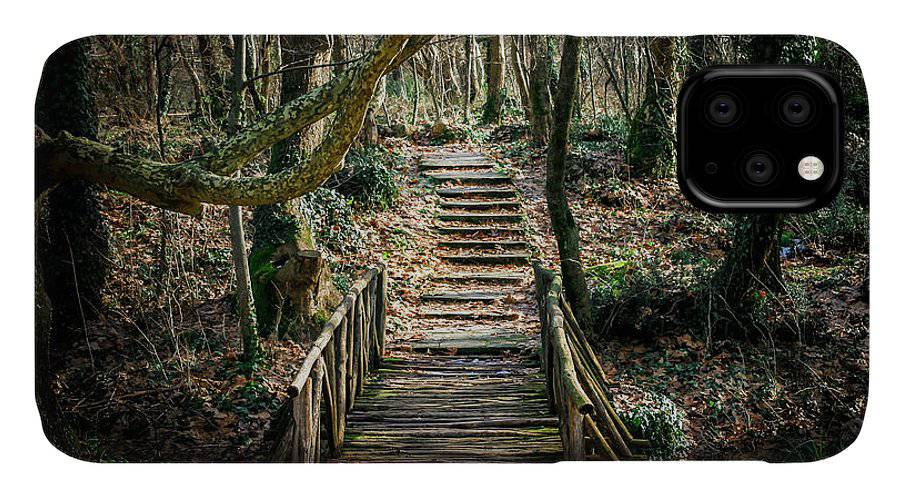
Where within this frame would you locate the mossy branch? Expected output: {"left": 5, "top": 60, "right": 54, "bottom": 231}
{"left": 36, "top": 35, "right": 426, "bottom": 216}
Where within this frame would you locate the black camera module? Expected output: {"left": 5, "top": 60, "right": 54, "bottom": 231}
{"left": 706, "top": 93, "right": 740, "bottom": 126}
{"left": 678, "top": 66, "right": 843, "bottom": 212}
{"left": 780, "top": 92, "right": 815, "bottom": 126}
{"left": 742, "top": 152, "right": 778, "bottom": 186}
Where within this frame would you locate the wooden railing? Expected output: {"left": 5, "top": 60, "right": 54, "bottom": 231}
{"left": 271, "top": 264, "right": 387, "bottom": 462}
{"left": 533, "top": 264, "right": 649, "bottom": 460}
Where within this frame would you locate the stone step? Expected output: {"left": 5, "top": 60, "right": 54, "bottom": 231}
{"left": 425, "top": 172, "right": 512, "bottom": 185}
{"left": 437, "top": 213, "right": 524, "bottom": 223}
{"left": 436, "top": 187, "right": 517, "bottom": 199}
{"left": 439, "top": 200, "right": 522, "bottom": 211}
{"left": 438, "top": 240, "right": 530, "bottom": 249}
{"left": 432, "top": 272, "right": 527, "bottom": 283}
{"left": 436, "top": 226, "right": 526, "bottom": 237}
{"left": 419, "top": 310, "right": 517, "bottom": 320}
{"left": 440, "top": 253, "right": 531, "bottom": 265}
{"left": 421, "top": 291, "right": 505, "bottom": 303}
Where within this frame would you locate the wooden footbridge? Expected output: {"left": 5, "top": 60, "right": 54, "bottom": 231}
{"left": 271, "top": 151, "right": 647, "bottom": 463}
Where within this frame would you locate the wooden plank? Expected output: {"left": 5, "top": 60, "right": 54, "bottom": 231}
{"left": 418, "top": 310, "right": 517, "bottom": 320}
{"left": 420, "top": 291, "right": 504, "bottom": 303}
{"left": 437, "top": 240, "right": 529, "bottom": 249}
{"left": 419, "top": 162, "right": 495, "bottom": 171}
{"left": 432, "top": 272, "right": 526, "bottom": 283}
{"left": 436, "top": 226, "right": 525, "bottom": 236}
{"left": 437, "top": 213, "right": 523, "bottom": 223}
{"left": 440, "top": 253, "right": 531, "bottom": 265}
{"left": 425, "top": 172, "right": 512, "bottom": 185}
{"left": 436, "top": 187, "right": 517, "bottom": 198}
{"left": 439, "top": 200, "right": 522, "bottom": 210}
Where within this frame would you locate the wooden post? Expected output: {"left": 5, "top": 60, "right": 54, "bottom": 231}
{"left": 377, "top": 267, "right": 387, "bottom": 363}
{"left": 322, "top": 339, "right": 338, "bottom": 454}
{"left": 334, "top": 315, "right": 348, "bottom": 453}
{"left": 355, "top": 292, "right": 365, "bottom": 397}
{"left": 347, "top": 294, "right": 359, "bottom": 411}
{"left": 310, "top": 359, "right": 325, "bottom": 462}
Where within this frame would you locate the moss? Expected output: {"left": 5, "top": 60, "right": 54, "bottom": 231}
{"left": 312, "top": 309, "right": 330, "bottom": 327}
{"left": 248, "top": 243, "right": 285, "bottom": 338}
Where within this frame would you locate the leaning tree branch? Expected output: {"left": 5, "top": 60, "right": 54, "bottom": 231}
{"left": 36, "top": 35, "right": 415, "bottom": 216}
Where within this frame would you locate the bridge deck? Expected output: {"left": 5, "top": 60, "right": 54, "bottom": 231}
{"left": 333, "top": 151, "right": 563, "bottom": 463}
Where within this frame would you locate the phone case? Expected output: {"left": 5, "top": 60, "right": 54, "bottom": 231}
{"left": 34, "top": 34, "right": 868, "bottom": 463}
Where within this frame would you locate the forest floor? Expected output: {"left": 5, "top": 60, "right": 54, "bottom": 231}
{"left": 52, "top": 122, "right": 868, "bottom": 462}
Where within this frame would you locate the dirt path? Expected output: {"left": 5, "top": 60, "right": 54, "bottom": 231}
{"left": 335, "top": 149, "right": 563, "bottom": 462}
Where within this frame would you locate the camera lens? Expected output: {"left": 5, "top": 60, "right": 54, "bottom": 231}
{"left": 706, "top": 93, "right": 740, "bottom": 126}
{"left": 743, "top": 153, "right": 777, "bottom": 185}
{"left": 780, "top": 92, "right": 814, "bottom": 125}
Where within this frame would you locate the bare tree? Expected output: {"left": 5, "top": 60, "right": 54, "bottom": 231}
{"left": 225, "top": 35, "right": 258, "bottom": 362}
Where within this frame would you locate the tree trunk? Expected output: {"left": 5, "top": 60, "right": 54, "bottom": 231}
{"left": 481, "top": 35, "right": 505, "bottom": 124}
{"left": 249, "top": 35, "right": 340, "bottom": 339}
{"left": 411, "top": 55, "right": 421, "bottom": 123}
{"left": 198, "top": 35, "right": 230, "bottom": 125}
{"left": 713, "top": 215, "right": 785, "bottom": 306}
{"left": 464, "top": 36, "right": 473, "bottom": 121}
{"left": 510, "top": 35, "right": 532, "bottom": 124}
{"left": 35, "top": 38, "right": 110, "bottom": 457}
{"left": 226, "top": 35, "right": 259, "bottom": 363}
{"left": 546, "top": 36, "right": 594, "bottom": 336}
{"left": 712, "top": 35, "right": 794, "bottom": 309}
{"left": 625, "top": 36, "right": 676, "bottom": 177}
{"left": 528, "top": 36, "right": 552, "bottom": 146}
{"left": 465, "top": 35, "right": 479, "bottom": 109}
{"left": 35, "top": 38, "right": 110, "bottom": 338}
{"left": 359, "top": 77, "right": 384, "bottom": 145}
{"left": 685, "top": 35, "right": 709, "bottom": 77}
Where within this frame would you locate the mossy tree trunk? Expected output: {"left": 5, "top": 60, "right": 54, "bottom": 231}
{"left": 625, "top": 36, "right": 676, "bottom": 177}
{"left": 528, "top": 35, "right": 552, "bottom": 146}
{"left": 35, "top": 38, "right": 110, "bottom": 455}
{"left": 546, "top": 36, "right": 595, "bottom": 336}
{"left": 359, "top": 76, "right": 385, "bottom": 145}
{"left": 481, "top": 35, "right": 505, "bottom": 124}
{"left": 36, "top": 38, "right": 110, "bottom": 338}
{"left": 249, "top": 35, "right": 340, "bottom": 339}
{"left": 198, "top": 35, "right": 229, "bottom": 125}
{"left": 713, "top": 214, "right": 786, "bottom": 307}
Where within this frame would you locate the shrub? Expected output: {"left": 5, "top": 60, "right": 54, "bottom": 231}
{"left": 426, "top": 121, "right": 472, "bottom": 145}
{"left": 575, "top": 114, "right": 628, "bottom": 155}
{"left": 590, "top": 258, "right": 694, "bottom": 337}
{"left": 330, "top": 145, "right": 402, "bottom": 210}
{"left": 622, "top": 390, "right": 690, "bottom": 460}
{"left": 790, "top": 191, "right": 868, "bottom": 252}
{"left": 297, "top": 188, "right": 363, "bottom": 256}
{"left": 745, "top": 280, "right": 825, "bottom": 343}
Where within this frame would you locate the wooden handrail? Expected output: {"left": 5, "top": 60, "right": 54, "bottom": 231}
{"left": 533, "top": 263, "right": 649, "bottom": 460}
{"left": 271, "top": 264, "right": 387, "bottom": 462}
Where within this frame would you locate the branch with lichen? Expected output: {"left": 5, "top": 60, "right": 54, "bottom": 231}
{"left": 36, "top": 35, "right": 430, "bottom": 216}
